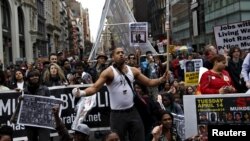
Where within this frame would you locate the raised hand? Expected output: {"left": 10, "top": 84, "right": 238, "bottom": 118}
{"left": 72, "top": 87, "right": 81, "bottom": 97}
{"left": 152, "top": 124, "right": 163, "bottom": 141}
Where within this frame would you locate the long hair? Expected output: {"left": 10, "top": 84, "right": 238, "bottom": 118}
{"left": 43, "top": 63, "right": 66, "bottom": 83}
{"left": 13, "top": 69, "right": 25, "bottom": 83}
{"left": 26, "top": 69, "right": 41, "bottom": 85}
{"left": 133, "top": 80, "right": 149, "bottom": 95}
{"left": 229, "top": 46, "right": 241, "bottom": 58}
{"left": 156, "top": 109, "right": 174, "bottom": 126}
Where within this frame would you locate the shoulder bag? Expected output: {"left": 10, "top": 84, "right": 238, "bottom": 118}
{"left": 113, "top": 65, "right": 147, "bottom": 109}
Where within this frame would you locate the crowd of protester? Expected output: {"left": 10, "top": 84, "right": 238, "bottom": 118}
{"left": 0, "top": 44, "right": 250, "bottom": 141}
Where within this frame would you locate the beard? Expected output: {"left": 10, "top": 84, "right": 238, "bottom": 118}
{"left": 115, "top": 61, "right": 125, "bottom": 69}
{"left": 27, "top": 78, "right": 40, "bottom": 93}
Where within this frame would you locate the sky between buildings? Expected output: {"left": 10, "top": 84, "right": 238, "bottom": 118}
{"left": 78, "top": 0, "right": 105, "bottom": 42}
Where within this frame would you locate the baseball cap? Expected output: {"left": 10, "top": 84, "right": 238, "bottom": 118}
{"left": 73, "top": 123, "right": 90, "bottom": 135}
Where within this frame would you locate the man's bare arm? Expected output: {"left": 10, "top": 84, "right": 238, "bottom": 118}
{"left": 132, "top": 67, "right": 167, "bottom": 87}
{"left": 72, "top": 68, "right": 111, "bottom": 97}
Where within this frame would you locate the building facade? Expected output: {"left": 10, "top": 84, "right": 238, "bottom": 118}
{"left": 133, "top": 0, "right": 148, "bottom": 22}
{"left": 65, "top": 0, "right": 85, "bottom": 59}
{"left": 82, "top": 8, "right": 90, "bottom": 42}
{"left": 0, "top": 0, "right": 89, "bottom": 67}
{"left": 147, "top": 0, "right": 250, "bottom": 51}
{"left": 171, "top": 0, "right": 191, "bottom": 45}
{"left": 147, "top": 0, "right": 167, "bottom": 41}
{"left": 0, "top": 0, "right": 38, "bottom": 66}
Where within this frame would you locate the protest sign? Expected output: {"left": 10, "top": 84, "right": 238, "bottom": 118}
{"left": 17, "top": 94, "right": 63, "bottom": 129}
{"left": 184, "top": 59, "right": 203, "bottom": 85}
{"left": 172, "top": 113, "right": 185, "bottom": 141}
{"left": 0, "top": 85, "right": 110, "bottom": 140}
{"left": 71, "top": 95, "right": 96, "bottom": 130}
{"left": 183, "top": 94, "right": 250, "bottom": 139}
{"left": 214, "top": 20, "right": 250, "bottom": 54}
{"left": 129, "top": 22, "right": 148, "bottom": 46}
{"left": 49, "top": 85, "right": 110, "bottom": 129}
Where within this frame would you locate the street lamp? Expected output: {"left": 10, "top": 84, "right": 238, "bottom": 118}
{"left": 165, "top": 0, "right": 170, "bottom": 71}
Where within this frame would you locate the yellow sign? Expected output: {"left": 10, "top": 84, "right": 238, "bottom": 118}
{"left": 185, "top": 72, "right": 199, "bottom": 85}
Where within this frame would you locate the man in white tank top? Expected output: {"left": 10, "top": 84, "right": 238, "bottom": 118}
{"left": 72, "top": 48, "right": 169, "bottom": 141}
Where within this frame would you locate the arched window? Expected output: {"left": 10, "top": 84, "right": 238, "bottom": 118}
{"left": 1, "top": 0, "right": 10, "bottom": 30}
{"left": 18, "top": 7, "right": 24, "bottom": 35}
{"left": 18, "top": 7, "right": 26, "bottom": 58}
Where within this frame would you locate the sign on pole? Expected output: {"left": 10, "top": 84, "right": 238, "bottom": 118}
{"left": 129, "top": 22, "right": 148, "bottom": 46}
{"left": 89, "top": 0, "right": 157, "bottom": 60}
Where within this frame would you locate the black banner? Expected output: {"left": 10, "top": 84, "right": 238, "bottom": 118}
{"left": 0, "top": 85, "right": 110, "bottom": 139}
{"left": 0, "top": 91, "right": 25, "bottom": 138}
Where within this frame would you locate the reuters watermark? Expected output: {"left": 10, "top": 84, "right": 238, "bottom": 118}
{"left": 208, "top": 125, "right": 249, "bottom": 139}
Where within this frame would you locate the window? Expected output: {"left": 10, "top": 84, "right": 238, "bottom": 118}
{"left": 214, "top": 0, "right": 220, "bottom": 10}
{"left": 1, "top": 0, "right": 10, "bottom": 30}
{"left": 18, "top": 7, "right": 24, "bottom": 35}
{"left": 222, "top": 0, "right": 227, "bottom": 7}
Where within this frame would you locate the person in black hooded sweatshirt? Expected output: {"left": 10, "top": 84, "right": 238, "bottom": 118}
{"left": 23, "top": 69, "right": 51, "bottom": 141}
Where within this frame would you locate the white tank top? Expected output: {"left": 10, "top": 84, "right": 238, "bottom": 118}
{"left": 107, "top": 65, "right": 134, "bottom": 110}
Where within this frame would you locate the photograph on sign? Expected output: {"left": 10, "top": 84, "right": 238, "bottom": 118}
{"left": 17, "top": 94, "right": 63, "bottom": 129}
{"left": 184, "top": 59, "right": 203, "bottom": 85}
{"left": 184, "top": 94, "right": 250, "bottom": 139}
{"left": 131, "top": 31, "right": 146, "bottom": 43}
{"left": 185, "top": 61, "right": 195, "bottom": 72}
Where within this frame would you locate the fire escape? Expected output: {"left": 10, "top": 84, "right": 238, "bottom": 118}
{"left": 148, "top": 0, "right": 167, "bottom": 40}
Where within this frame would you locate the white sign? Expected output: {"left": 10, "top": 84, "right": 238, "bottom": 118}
{"left": 214, "top": 20, "right": 250, "bottom": 54}
{"left": 157, "top": 42, "right": 164, "bottom": 53}
{"left": 184, "top": 59, "right": 203, "bottom": 73}
{"left": 71, "top": 95, "right": 96, "bottom": 130}
{"left": 129, "top": 22, "right": 148, "bottom": 46}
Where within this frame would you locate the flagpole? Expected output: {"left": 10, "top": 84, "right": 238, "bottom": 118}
{"left": 165, "top": 0, "right": 170, "bottom": 71}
